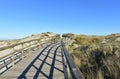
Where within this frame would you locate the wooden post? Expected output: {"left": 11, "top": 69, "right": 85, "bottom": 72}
{"left": 28, "top": 42, "right": 32, "bottom": 54}
{"left": 12, "top": 47, "right": 15, "bottom": 66}
{"left": 21, "top": 44, "right": 24, "bottom": 58}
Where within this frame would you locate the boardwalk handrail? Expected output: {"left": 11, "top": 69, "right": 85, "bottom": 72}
{"left": 61, "top": 41, "right": 84, "bottom": 79}
{"left": 0, "top": 38, "right": 43, "bottom": 51}
{"left": 0, "top": 35, "right": 58, "bottom": 51}
{"left": 0, "top": 42, "right": 50, "bottom": 74}
{"left": 0, "top": 35, "right": 59, "bottom": 74}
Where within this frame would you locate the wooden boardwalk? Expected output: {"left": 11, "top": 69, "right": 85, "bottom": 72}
{"left": 0, "top": 43, "right": 65, "bottom": 79}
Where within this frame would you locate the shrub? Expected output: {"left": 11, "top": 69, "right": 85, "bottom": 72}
{"left": 70, "top": 44, "right": 120, "bottom": 79}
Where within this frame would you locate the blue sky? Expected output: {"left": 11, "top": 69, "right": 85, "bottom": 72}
{"left": 0, "top": 0, "right": 120, "bottom": 39}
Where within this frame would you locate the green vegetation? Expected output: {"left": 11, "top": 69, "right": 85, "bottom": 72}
{"left": 68, "top": 34, "right": 120, "bottom": 79}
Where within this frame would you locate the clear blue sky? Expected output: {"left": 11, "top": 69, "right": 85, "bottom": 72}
{"left": 0, "top": 0, "right": 120, "bottom": 39}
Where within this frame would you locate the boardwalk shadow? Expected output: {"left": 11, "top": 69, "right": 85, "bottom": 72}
{"left": 18, "top": 44, "right": 64, "bottom": 79}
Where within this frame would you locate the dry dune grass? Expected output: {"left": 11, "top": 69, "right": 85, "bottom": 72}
{"left": 71, "top": 44, "right": 120, "bottom": 79}
{"left": 67, "top": 34, "right": 120, "bottom": 79}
